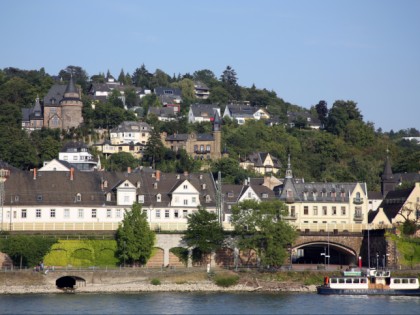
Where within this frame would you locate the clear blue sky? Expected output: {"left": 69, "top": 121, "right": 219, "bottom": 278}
{"left": 1, "top": 0, "right": 419, "bottom": 132}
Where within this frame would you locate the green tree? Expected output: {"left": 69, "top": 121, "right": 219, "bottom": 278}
{"left": 193, "top": 69, "right": 218, "bottom": 88}
{"left": 326, "top": 100, "right": 363, "bottom": 136}
{"left": 182, "top": 207, "right": 225, "bottom": 264}
{"left": 115, "top": 203, "right": 155, "bottom": 266}
{"left": 143, "top": 128, "right": 166, "bottom": 167}
{"left": 0, "top": 235, "right": 57, "bottom": 268}
{"left": 106, "top": 152, "right": 138, "bottom": 171}
{"left": 132, "top": 64, "right": 151, "bottom": 88}
{"left": 231, "top": 200, "right": 298, "bottom": 267}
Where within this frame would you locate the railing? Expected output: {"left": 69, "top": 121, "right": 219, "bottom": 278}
{"left": 353, "top": 198, "right": 364, "bottom": 205}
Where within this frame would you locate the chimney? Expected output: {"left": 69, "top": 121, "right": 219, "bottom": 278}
{"left": 70, "top": 167, "right": 74, "bottom": 181}
{"left": 127, "top": 167, "right": 131, "bottom": 174}
{"left": 156, "top": 170, "right": 161, "bottom": 181}
{"left": 184, "top": 171, "right": 188, "bottom": 177}
{"left": 33, "top": 168, "right": 37, "bottom": 180}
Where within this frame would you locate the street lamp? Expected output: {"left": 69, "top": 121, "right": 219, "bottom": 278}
{"left": 376, "top": 252, "right": 379, "bottom": 270}
{"left": 0, "top": 167, "right": 10, "bottom": 232}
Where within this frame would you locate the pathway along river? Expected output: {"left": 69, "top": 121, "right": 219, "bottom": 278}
{"left": 0, "top": 292, "right": 419, "bottom": 314}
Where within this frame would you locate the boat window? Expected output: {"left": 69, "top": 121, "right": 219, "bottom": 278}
{"left": 360, "top": 278, "right": 367, "bottom": 283}
{"left": 402, "top": 279, "right": 408, "bottom": 284}
{"left": 394, "top": 279, "right": 400, "bottom": 284}
{"left": 331, "top": 278, "right": 337, "bottom": 283}
{"left": 339, "top": 279, "right": 345, "bottom": 283}
{"left": 353, "top": 278, "right": 360, "bottom": 284}
{"left": 409, "top": 279, "right": 416, "bottom": 284}
{"left": 346, "top": 279, "right": 352, "bottom": 283}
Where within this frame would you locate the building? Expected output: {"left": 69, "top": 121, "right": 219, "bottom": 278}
{"left": 369, "top": 183, "right": 420, "bottom": 229}
{"left": 147, "top": 106, "right": 179, "bottom": 121}
{"left": 0, "top": 165, "right": 220, "bottom": 233}
{"left": 57, "top": 142, "right": 100, "bottom": 171}
{"left": 239, "top": 152, "right": 281, "bottom": 175}
{"left": 194, "top": 82, "right": 210, "bottom": 100}
{"left": 22, "top": 76, "right": 83, "bottom": 131}
{"left": 223, "top": 104, "right": 270, "bottom": 125}
{"left": 277, "top": 156, "right": 369, "bottom": 231}
{"left": 286, "top": 111, "right": 322, "bottom": 129}
{"left": 162, "top": 112, "right": 222, "bottom": 160}
{"left": 188, "top": 104, "right": 221, "bottom": 124}
{"left": 93, "top": 121, "right": 152, "bottom": 159}
{"left": 154, "top": 87, "right": 182, "bottom": 106}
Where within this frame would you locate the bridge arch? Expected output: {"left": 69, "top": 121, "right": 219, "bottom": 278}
{"left": 56, "top": 276, "right": 86, "bottom": 289}
{"left": 292, "top": 241, "right": 358, "bottom": 266}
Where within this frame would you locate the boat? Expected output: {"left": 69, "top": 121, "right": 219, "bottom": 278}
{"left": 317, "top": 269, "right": 420, "bottom": 296}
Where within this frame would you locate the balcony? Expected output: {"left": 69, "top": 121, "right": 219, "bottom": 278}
{"left": 353, "top": 213, "right": 363, "bottom": 222}
{"left": 353, "top": 197, "right": 364, "bottom": 205}
{"left": 195, "top": 150, "right": 210, "bottom": 154}
{"left": 285, "top": 197, "right": 295, "bottom": 204}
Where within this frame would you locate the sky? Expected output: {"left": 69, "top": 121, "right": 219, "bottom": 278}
{"left": 1, "top": 0, "right": 419, "bottom": 132}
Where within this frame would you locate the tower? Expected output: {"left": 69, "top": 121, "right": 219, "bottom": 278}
{"left": 212, "top": 111, "right": 222, "bottom": 159}
{"left": 60, "top": 75, "right": 83, "bottom": 130}
{"left": 381, "top": 150, "right": 397, "bottom": 197}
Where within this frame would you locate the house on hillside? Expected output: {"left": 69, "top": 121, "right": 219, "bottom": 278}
{"left": 188, "top": 104, "right": 221, "bottom": 123}
{"left": 194, "top": 82, "right": 210, "bottom": 100}
{"left": 162, "top": 112, "right": 223, "bottom": 160}
{"left": 286, "top": 111, "right": 322, "bottom": 129}
{"left": 154, "top": 87, "right": 182, "bottom": 106}
{"left": 58, "top": 142, "right": 100, "bottom": 171}
{"left": 223, "top": 104, "right": 270, "bottom": 125}
{"left": 239, "top": 152, "right": 281, "bottom": 175}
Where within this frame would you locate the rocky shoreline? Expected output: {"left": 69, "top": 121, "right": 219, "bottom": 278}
{"left": 0, "top": 281, "right": 317, "bottom": 294}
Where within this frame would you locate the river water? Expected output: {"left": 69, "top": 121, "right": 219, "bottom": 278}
{"left": 0, "top": 292, "right": 419, "bottom": 314}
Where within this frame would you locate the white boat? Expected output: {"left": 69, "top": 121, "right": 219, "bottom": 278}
{"left": 317, "top": 269, "right": 420, "bottom": 296}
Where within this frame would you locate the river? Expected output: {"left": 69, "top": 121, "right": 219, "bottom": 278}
{"left": 0, "top": 292, "right": 419, "bottom": 314}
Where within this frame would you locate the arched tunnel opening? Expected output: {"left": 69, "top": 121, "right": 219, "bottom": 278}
{"left": 293, "top": 242, "right": 357, "bottom": 267}
{"left": 56, "top": 276, "right": 86, "bottom": 290}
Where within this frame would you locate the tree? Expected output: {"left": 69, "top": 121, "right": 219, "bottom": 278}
{"left": 0, "top": 235, "right": 57, "bottom": 268}
{"left": 115, "top": 203, "right": 155, "bottom": 266}
{"left": 326, "top": 100, "right": 363, "bottom": 136}
{"left": 132, "top": 64, "right": 151, "bottom": 88}
{"left": 231, "top": 200, "right": 298, "bottom": 267}
{"left": 143, "top": 128, "right": 166, "bottom": 167}
{"left": 220, "top": 65, "right": 240, "bottom": 100}
{"left": 107, "top": 152, "right": 138, "bottom": 171}
{"left": 182, "top": 207, "right": 225, "bottom": 264}
{"left": 315, "top": 100, "right": 328, "bottom": 127}
{"left": 193, "top": 69, "right": 218, "bottom": 87}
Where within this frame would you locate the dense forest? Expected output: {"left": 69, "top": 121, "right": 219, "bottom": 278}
{"left": 0, "top": 65, "right": 419, "bottom": 192}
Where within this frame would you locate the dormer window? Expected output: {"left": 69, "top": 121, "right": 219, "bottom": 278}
{"left": 154, "top": 182, "right": 158, "bottom": 189}
{"left": 138, "top": 195, "right": 144, "bottom": 203}
{"left": 76, "top": 193, "right": 82, "bottom": 202}
{"left": 156, "top": 193, "right": 161, "bottom": 202}
{"left": 201, "top": 184, "right": 206, "bottom": 190}
{"left": 104, "top": 180, "right": 108, "bottom": 188}
{"left": 262, "top": 193, "right": 268, "bottom": 199}
{"left": 228, "top": 192, "right": 234, "bottom": 198}
{"left": 106, "top": 193, "right": 111, "bottom": 202}
{"left": 205, "top": 195, "right": 211, "bottom": 203}
{"left": 137, "top": 181, "right": 141, "bottom": 188}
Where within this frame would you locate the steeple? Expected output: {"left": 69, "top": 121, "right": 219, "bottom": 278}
{"left": 213, "top": 110, "right": 221, "bottom": 132}
{"left": 381, "top": 147, "right": 397, "bottom": 197}
{"left": 65, "top": 74, "right": 78, "bottom": 95}
{"left": 285, "top": 154, "right": 293, "bottom": 179}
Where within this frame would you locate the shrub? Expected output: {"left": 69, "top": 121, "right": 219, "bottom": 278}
{"left": 213, "top": 273, "right": 239, "bottom": 287}
{"left": 150, "top": 278, "right": 161, "bottom": 285}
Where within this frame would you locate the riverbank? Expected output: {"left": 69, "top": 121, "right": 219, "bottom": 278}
{"left": 0, "top": 269, "right": 319, "bottom": 294}
{"left": 0, "top": 281, "right": 317, "bottom": 294}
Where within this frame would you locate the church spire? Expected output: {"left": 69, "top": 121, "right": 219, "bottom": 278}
{"left": 381, "top": 147, "right": 397, "bottom": 197}
{"left": 285, "top": 154, "right": 293, "bottom": 179}
{"left": 65, "top": 73, "right": 78, "bottom": 94}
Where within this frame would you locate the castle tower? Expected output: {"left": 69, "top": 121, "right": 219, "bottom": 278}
{"left": 60, "top": 75, "right": 83, "bottom": 129}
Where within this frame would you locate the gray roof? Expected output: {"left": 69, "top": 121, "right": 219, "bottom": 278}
{"left": 190, "top": 104, "right": 219, "bottom": 118}
{"left": 165, "top": 133, "right": 214, "bottom": 142}
{"left": 111, "top": 121, "right": 152, "bottom": 133}
{"left": 43, "top": 84, "right": 67, "bottom": 106}
{"left": 148, "top": 107, "right": 177, "bottom": 117}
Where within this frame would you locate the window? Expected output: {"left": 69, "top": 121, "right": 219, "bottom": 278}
{"left": 183, "top": 184, "right": 188, "bottom": 189}
{"left": 192, "top": 197, "right": 196, "bottom": 204}
{"left": 290, "top": 206, "right": 295, "bottom": 217}
{"left": 165, "top": 210, "right": 170, "bottom": 218}
{"left": 124, "top": 195, "right": 130, "bottom": 203}
{"left": 21, "top": 209, "right": 27, "bottom": 219}
{"left": 92, "top": 209, "right": 97, "bottom": 218}
{"left": 200, "top": 145, "right": 204, "bottom": 152}
{"left": 107, "top": 209, "right": 112, "bottom": 218}
{"left": 156, "top": 210, "right": 161, "bottom": 218}
{"left": 332, "top": 206, "right": 337, "bottom": 215}
{"left": 50, "top": 209, "right": 56, "bottom": 218}
{"left": 157, "top": 194, "right": 161, "bottom": 202}
{"left": 36, "top": 209, "right": 41, "bottom": 218}
{"left": 206, "top": 195, "right": 211, "bottom": 202}
{"left": 313, "top": 206, "right": 318, "bottom": 216}
{"left": 116, "top": 209, "right": 121, "bottom": 218}
{"left": 37, "top": 195, "right": 43, "bottom": 201}
{"left": 206, "top": 145, "right": 211, "bottom": 152}
{"left": 73, "top": 156, "right": 78, "bottom": 160}
{"left": 106, "top": 193, "right": 111, "bottom": 202}
{"left": 78, "top": 209, "right": 84, "bottom": 218}
{"left": 64, "top": 209, "right": 70, "bottom": 218}
{"left": 304, "top": 206, "right": 309, "bottom": 215}
{"left": 138, "top": 195, "right": 144, "bottom": 203}
{"left": 341, "top": 206, "right": 346, "bottom": 215}
{"left": 184, "top": 199, "right": 188, "bottom": 205}
{"left": 174, "top": 209, "right": 179, "bottom": 218}
{"left": 76, "top": 193, "right": 81, "bottom": 202}
{"left": 322, "top": 206, "right": 327, "bottom": 215}
{"left": 183, "top": 210, "right": 188, "bottom": 218}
